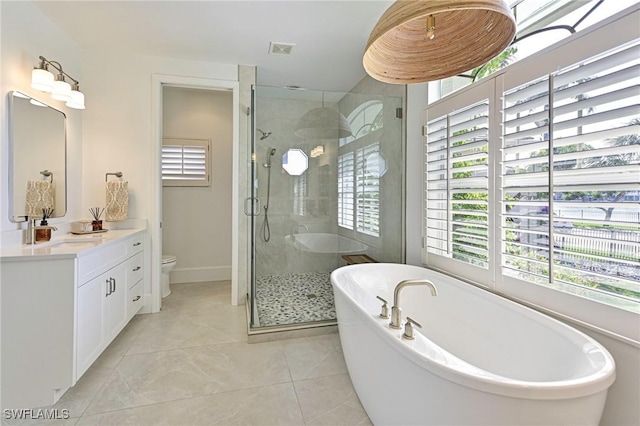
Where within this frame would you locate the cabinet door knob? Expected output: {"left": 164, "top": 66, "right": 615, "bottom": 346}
{"left": 105, "top": 279, "right": 110, "bottom": 297}
{"left": 133, "top": 242, "right": 142, "bottom": 247}
{"left": 132, "top": 296, "right": 141, "bottom": 302}
{"left": 133, "top": 266, "right": 141, "bottom": 272}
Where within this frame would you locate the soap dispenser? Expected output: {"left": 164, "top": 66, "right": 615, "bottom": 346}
{"left": 35, "top": 218, "right": 51, "bottom": 242}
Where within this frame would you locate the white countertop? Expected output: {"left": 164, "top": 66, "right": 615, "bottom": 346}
{"left": 0, "top": 228, "right": 144, "bottom": 261}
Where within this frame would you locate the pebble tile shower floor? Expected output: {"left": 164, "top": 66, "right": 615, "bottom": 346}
{"left": 255, "top": 272, "right": 336, "bottom": 326}
{"left": 10, "top": 281, "right": 370, "bottom": 425}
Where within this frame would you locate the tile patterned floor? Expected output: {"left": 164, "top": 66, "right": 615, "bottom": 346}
{"left": 255, "top": 273, "right": 336, "bottom": 326}
{"left": 4, "top": 281, "right": 370, "bottom": 426}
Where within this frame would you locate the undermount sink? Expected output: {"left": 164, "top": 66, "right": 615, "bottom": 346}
{"left": 48, "top": 240, "right": 102, "bottom": 249}
{"left": 31, "top": 236, "right": 105, "bottom": 251}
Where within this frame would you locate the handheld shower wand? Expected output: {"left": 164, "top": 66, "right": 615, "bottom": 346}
{"left": 264, "top": 148, "right": 276, "bottom": 168}
{"left": 262, "top": 148, "right": 276, "bottom": 242}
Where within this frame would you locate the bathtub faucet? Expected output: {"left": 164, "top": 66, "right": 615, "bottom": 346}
{"left": 293, "top": 224, "right": 308, "bottom": 234}
{"left": 390, "top": 279, "right": 438, "bottom": 329}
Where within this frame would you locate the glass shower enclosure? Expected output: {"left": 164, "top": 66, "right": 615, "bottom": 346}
{"left": 247, "top": 85, "right": 404, "bottom": 331}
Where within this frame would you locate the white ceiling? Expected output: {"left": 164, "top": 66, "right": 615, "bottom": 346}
{"left": 33, "top": 0, "right": 394, "bottom": 93}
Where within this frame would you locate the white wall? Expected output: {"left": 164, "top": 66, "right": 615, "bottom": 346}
{"left": 0, "top": 1, "right": 83, "bottom": 236}
{"left": 80, "top": 51, "right": 238, "bottom": 303}
{"left": 405, "top": 83, "right": 427, "bottom": 265}
{"left": 162, "top": 87, "right": 233, "bottom": 283}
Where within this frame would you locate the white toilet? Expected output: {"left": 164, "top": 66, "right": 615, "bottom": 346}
{"left": 161, "top": 255, "right": 177, "bottom": 298}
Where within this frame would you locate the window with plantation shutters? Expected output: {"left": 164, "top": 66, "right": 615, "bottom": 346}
{"left": 338, "top": 152, "right": 354, "bottom": 230}
{"left": 425, "top": 99, "right": 490, "bottom": 270}
{"left": 423, "top": 15, "right": 639, "bottom": 340}
{"left": 162, "top": 138, "right": 211, "bottom": 187}
{"left": 293, "top": 173, "right": 307, "bottom": 216}
{"left": 501, "top": 41, "right": 639, "bottom": 309}
{"left": 338, "top": 143, "right": 383, "bottom": 237}
{"left": 356, "top": 143, "right": 381, "bottom": 237}
{"left": 338, "top": 101, "right": 385, "bottom": 238}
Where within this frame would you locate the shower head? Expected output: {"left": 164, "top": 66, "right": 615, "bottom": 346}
{"left": 265, "top": 148, "right": 276, "bottom": 167}
{"left": 257, "top": 129, "right": 272, "bottom": 140}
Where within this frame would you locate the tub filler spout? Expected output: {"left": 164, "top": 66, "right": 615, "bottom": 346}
{"left": 390, "top": 279, "right": 437, "bottom": 329}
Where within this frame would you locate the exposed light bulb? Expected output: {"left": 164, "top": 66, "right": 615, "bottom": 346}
{"left": 426, "top": 15, "right": 436, "bottom": 41}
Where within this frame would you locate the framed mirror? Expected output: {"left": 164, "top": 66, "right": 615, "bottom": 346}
{"left": 8, "top": 91, "right": 67, "bottom": 222}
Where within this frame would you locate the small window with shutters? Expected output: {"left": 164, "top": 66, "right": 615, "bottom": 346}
{"left": 162, "top": 138, "right": 211, "bottom": 187}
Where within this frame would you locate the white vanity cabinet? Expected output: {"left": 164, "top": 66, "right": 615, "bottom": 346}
{"left": 0, "top": 229, "right": 145, "bottom": 410}
{"left": 76, "top": 233, "right": 144, "bottom": 378}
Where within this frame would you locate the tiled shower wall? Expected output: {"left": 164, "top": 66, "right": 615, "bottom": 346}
{"left": 254, "top": 92, "right": 342, "bottom": 278}
{"left": 253, "top": 78, "right": 405, "bottom": 280}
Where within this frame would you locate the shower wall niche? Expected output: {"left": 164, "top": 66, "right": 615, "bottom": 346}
{"left": 248, "top": 83, "right": 404, "bottom": 330}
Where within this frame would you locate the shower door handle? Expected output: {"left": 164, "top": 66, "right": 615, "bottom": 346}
{"left": 243, "top": 197, "right": 261, "bottom": 216}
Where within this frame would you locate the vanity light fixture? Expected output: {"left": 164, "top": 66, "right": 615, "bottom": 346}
{"left": 363, "top": 0, "right": 516, "bottom": 84}
{"left": 31, "top": 56, "right": 85, "bottom": 109}
{"left": 310, "top": 145, "right": 324, "bottom": 158}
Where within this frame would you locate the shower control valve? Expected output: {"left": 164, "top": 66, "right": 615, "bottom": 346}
{"left": 376, "top": 296, "right": 390, "bottom": 319}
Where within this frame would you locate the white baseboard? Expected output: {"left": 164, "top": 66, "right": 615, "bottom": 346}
{"left": 171, "top": 265, "right": 232, "bottom": 284}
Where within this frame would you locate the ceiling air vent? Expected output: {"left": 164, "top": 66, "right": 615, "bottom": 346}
{"left": 269, "top": 42, "right": 295, "bottom": 55}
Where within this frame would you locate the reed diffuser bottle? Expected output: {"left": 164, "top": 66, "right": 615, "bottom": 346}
{"left": 89, "top": 207, "right": 104, "bottom": 231}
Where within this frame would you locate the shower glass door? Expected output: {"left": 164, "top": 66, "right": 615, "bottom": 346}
{"left": 249, "top": 85, "right": 404, "bottom": 330}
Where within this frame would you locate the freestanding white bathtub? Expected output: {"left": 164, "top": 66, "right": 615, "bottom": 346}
{"left": 331, "top": 263, "right": 616, "bottom": 426}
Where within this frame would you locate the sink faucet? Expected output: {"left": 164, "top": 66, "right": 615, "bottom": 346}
{"left": 26, "top": 218, "right": 38, "bottom": 245}
{"left": 390, "top": 279, "right": 438, "bottom": 329}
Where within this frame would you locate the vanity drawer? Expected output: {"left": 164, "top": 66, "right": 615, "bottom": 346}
{"left": 78, "top": 240, "right": 127, "bottom": 285}
{"left": 126, "top": 252, "right": 144, "bottom": 288}
{"left": 127, "top": 280, "right": 143, "bottom": 319}
{"left": 127, "top": 235, "right": 144, "bottom": 256}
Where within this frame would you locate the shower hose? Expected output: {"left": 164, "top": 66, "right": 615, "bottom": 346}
{"left": 262, "top": 163, "right": 272, "bottom": 242}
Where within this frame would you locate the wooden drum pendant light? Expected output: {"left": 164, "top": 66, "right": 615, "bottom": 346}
{"left": 363, "top": 0, "right": 516, "bottom": 84}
